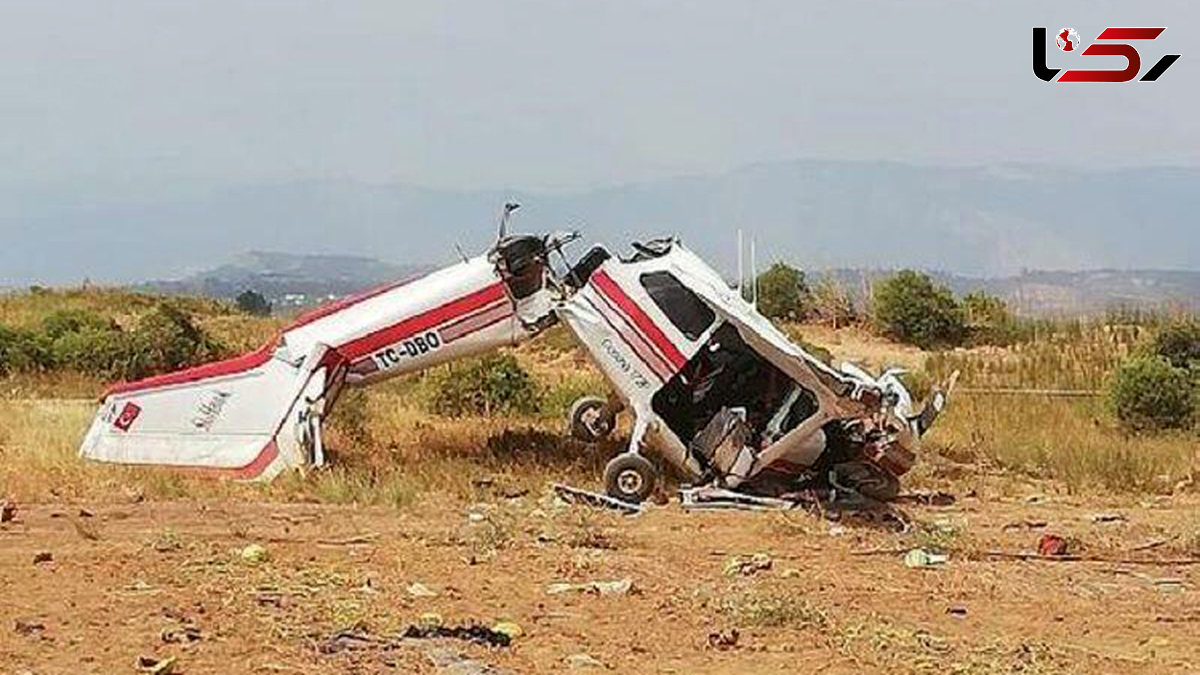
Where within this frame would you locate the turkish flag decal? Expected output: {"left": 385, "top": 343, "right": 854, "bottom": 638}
{"left": 113, "top": 402, "right": 142, "bottom": 431}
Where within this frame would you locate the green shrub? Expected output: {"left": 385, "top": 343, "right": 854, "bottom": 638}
{"left": 126, "top": 303, "right": 225, "bottom": 379}
{"left": 872, "top": 270, "right": 964, "bottom": 349}
{"left": 428, "top": 353, "right": 541, "bottom": 416}
{"left": 1107, "top": 356, "right": 1195, "bottom": 431}
{"left": 49, "top": 327, "right": 134, "bottom": 378}
{"left": 0, "top": 325, "right": 51, "bottom": 374}
{"left": 754, "top": 263, "right": 811, "bottom": 320}
{"left": 41, "top": 309, "right": 118, "bottom": 339}
{"left": 962, "top": 291, "right": 1020, "bottom": 346}
{"left": 1143, "top": 319, "right": 1200, "bottom": 370}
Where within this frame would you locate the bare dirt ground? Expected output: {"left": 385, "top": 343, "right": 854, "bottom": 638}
{"left": 3, "top": 490, "right": 1198, "bottom": 675}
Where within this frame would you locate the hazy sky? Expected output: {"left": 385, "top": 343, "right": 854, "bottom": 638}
{"left": 1, "top": 0, "right": 1196, "bottom": 196}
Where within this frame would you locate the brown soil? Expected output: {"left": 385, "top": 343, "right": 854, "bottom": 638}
{"left": 3, "top": 492, "right": 1198, "bottom": 674}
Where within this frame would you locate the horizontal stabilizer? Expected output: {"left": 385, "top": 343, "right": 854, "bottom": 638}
{"left": 79, "top": 340, "right": 337, "bottom": 481}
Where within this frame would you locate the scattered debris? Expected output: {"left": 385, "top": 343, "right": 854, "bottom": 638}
{"left": 71, "top": 516, "right": 102, "bottom": 541}
{"left": 402, "top": 622, "right": 514, "bottom": 647}
{"left": 161, "top": 624, "right": 202, "bottom": 643}
{"left": 1037, "top": 534, "right": 1070, "bottom": 557}
{"left": 240, "top": 543, "right": 270, "bottom": 564}
{"left": 706, "top": 628, "right": 740, "bottom": 650}
{"left": 32, "top": 551, "right": 52, "bottom": 565}
{"left": 545, "top": 578, "right": 634, "bottom": 596}
{"left": 552, "top": 483, "right": 641, "bottom": 515}
{"left": 1002, "top": 519, "right": 1048, "bottom": 530}
{"left": 490, "top": 621, "right": 523, "bottom": 641}
{"left": 564, "top": 653, "right": 606, "bottom": 669}
{"left": 137, "top": 655, "right": 177, "bottom": 675}
{"left": 152, "top": 531, "right": 184, "bottom": 553}
{"left": 895, "top": 491, "right": 957, "bottom": 506}
{"left": 418, "top": 613, "right": 444, "bottom": 629}
{"left": 316, "top": 533, "right": 381, "bottom": 546}
{"left": 723, "top": 553, "right": 773, "bottom": 577}
{"left": 78, "top": 508, "right": 94, "bottom": 518}
{"left": 426, "top": 645, "right": 513, "bottom": 675}
{"left": 318, "top": 630, "right": 398, "bottom": 655}
{"left": 946, "top": 604, "right": 969, "bottom": 618}
{"left": 1090, "top": 513, "right": 1126, "bottom": 524}
{"left": 904, "top": 548, "right": 949, "bottom": 569}
{"left": 1107, "top": 568, "right": 1186, "bottom": 593}
{"left": 255, "top": 591, "right": 285, "bottom": 608}
{"left": 1128, "top": 535, "right": 1178, "bottom": 552}
{"left": 407, "top": 582, "right": 440, "bottom": 598}
{"left": 1, "top": 499, "right": 16, "bottom": 523}
{"left": 14, "top": 618, "right": 45, "bottom": 636}
{"left": 680, "top": 486, "right": 797, "bottom": 511}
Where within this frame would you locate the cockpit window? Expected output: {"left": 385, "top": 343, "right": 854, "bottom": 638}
{"left": 640, "top": 271, "right": 716, "bottom": 340}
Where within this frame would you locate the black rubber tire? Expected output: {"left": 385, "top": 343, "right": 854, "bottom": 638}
{"left": 568, "top": 396, "right": 615, "bottom": 442}
{"left": 830, "top": 461, "right": 901, "bottom": 502}
{"left": 603, "top": 453, "right": 657, "bottom": 504}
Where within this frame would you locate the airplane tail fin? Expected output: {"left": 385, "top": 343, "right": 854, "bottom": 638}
{"left": 79, "top": 338, "right": 343, "bottom": 481}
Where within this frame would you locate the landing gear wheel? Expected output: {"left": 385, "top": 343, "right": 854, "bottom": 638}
{"left": 830, "top": 461, "right": 900, "bottom": 502}
{"left": 568, "top": 396, "right": 615, "bottom": 443}
{"left": 603, "top": 453, "right": 657, "bottom": 504}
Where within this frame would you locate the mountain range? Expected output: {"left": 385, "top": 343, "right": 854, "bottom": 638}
{"left": 3, "top": 159, "right": 1197, "bottom": 286}
{"left": 134, "top": 250, "right": 1200, "bottom": 317}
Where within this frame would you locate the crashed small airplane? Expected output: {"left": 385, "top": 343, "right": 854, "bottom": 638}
{"left": 81, "top": 205, "right": 952, "bottom": 502}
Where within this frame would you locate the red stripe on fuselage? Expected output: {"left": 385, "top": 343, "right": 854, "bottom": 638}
{"left": 586, "top": 291, "right": 672, "bottom": 381}
{"left": 590, "top": 270, "right": 687, "bottom": 371}
{"left": 339, "top": 282, "right": 508, "bottom": 359}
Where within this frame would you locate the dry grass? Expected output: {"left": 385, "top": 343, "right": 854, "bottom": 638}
{"left": 1, "top": 286, "right": 1196, "bottom": 505}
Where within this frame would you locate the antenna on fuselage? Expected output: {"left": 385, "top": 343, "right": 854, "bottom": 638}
{"left": 750, "top": 236, "right": 758, "bottom": 309}
{"left": 497, "top": 202, "right": 520, "bottom": 241}
{"left": 736, "top": 229, "right": 744, "bottom": 298}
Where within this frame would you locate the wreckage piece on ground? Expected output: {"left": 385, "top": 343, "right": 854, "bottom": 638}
{"left": 80, "top": 209, "right": 951, "bottom": 499}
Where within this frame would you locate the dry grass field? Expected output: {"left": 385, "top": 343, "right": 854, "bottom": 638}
{"left": 2, "top": 289, "right": 1198, "bottom": 674}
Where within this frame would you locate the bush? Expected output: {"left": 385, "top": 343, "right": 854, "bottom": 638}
{"left": 962, "top": 291, "right": 1019, "bottom": 346}
{"left": 126, "top": 303, "right": 225, "bottom": 379}
{"left": 0, "top": 325, "right": 50, "bottom": 374}
{"left": 428, "top": 353, "right": 541, "bottom": 416}
{"left": 872, "top": 270, "right": 964, "bottom": 349}
{"left": 1143, "top": 319, "right": 1200, "bottom": 370}
{"left": 1107, "top": 356, "right": 1195, "bottom": 431}
{"left": 754, "top": 263, "right": 811, "bottom": 320}
{"left": 41, "top": 309, "right": 118, "bottom": 339}
{"left": 235, "top": 289, "right": 273, "bottom": 317}
{"left": 49, "top": 327, "right": 134, "bottom": 378}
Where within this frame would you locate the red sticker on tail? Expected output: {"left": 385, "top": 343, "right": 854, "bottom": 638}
{"left": 113, "top": 402, "right": 142, "bottom": 431}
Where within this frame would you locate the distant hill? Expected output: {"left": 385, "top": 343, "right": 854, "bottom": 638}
{"left": 133, "top": 250, "right": 1200, "bottom": 317}
{"left": 4, "top": 159, "right": 1198, "bottom": 286}
{"left": 137, "top": 251, "right": 432, "bottom": 311}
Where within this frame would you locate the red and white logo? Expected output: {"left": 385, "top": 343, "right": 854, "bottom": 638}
{"left": 1034, "top": 27, "right": 1180, "bottom": 82}
{"left": 113, "top": 402, "right": 142, "bottom": 431}
{"left": 1056, "top": 27, "right": 1081, "bottom": 51}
